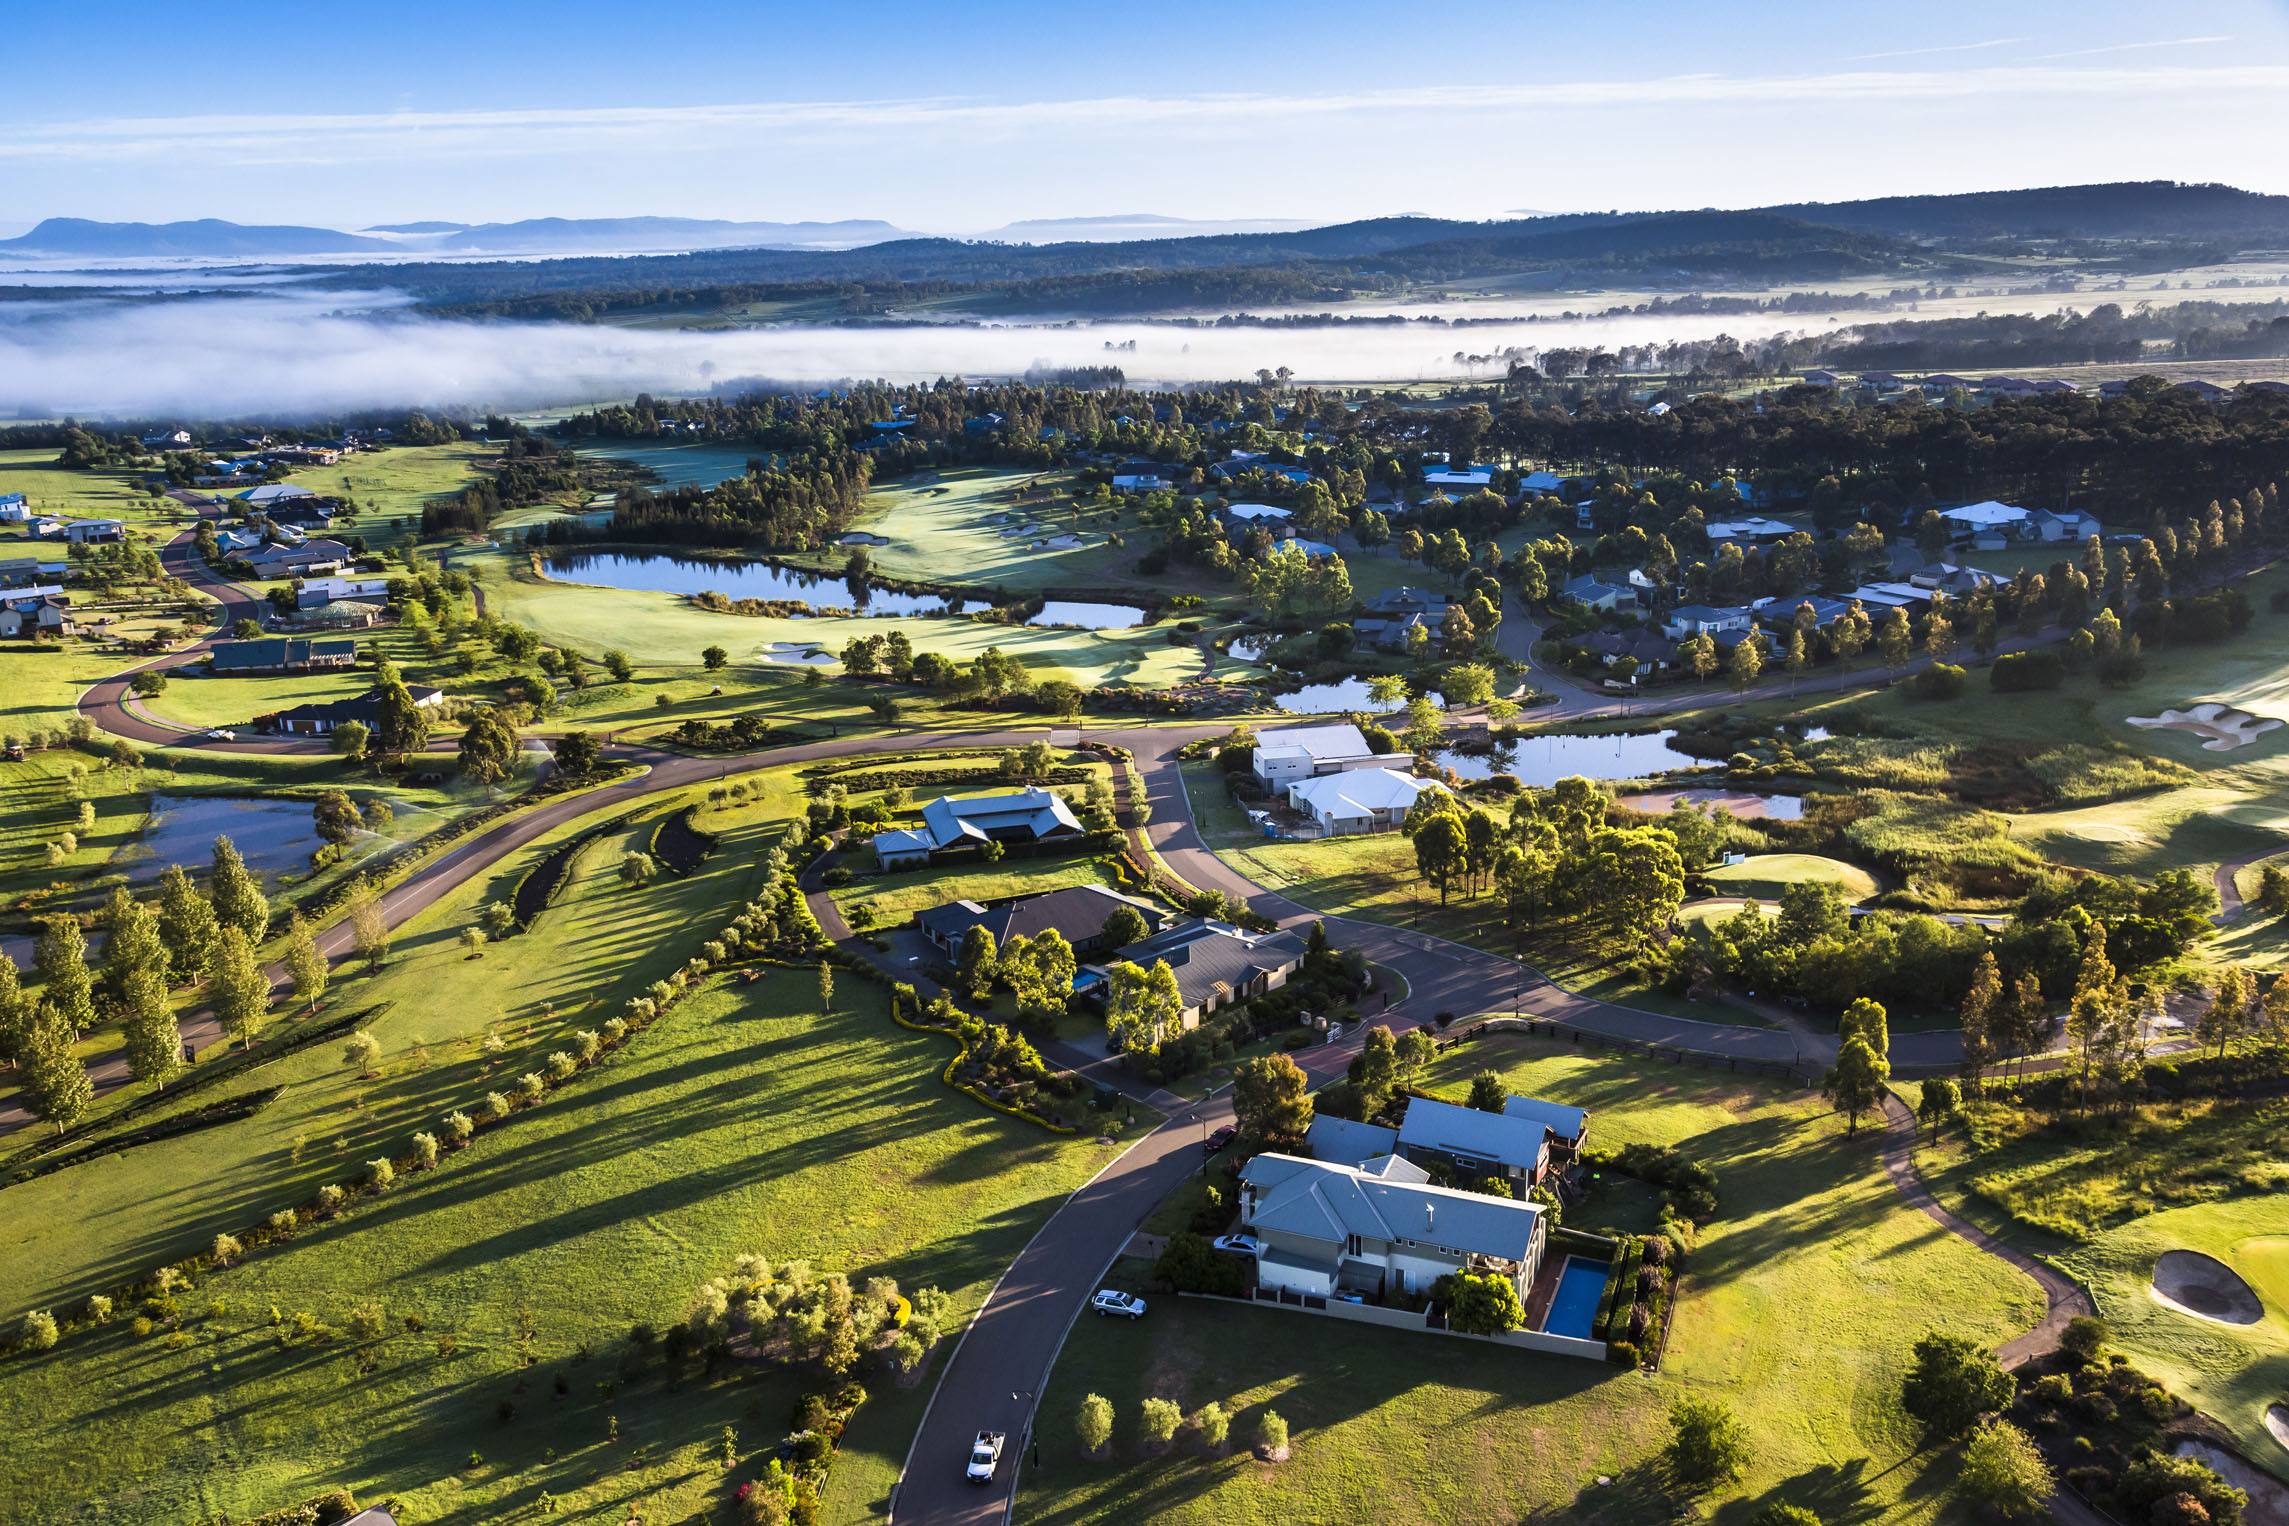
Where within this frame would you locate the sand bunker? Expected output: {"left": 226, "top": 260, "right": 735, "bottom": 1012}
{"left": 2269, "top": 1404, "right": 2289, "bottom": 1454}
{"left": 2127, "top": 702, "right": 2285, "bottom": 752}
{"left": 2151, "top": 1250, "right": 2264, "bottom": 1324}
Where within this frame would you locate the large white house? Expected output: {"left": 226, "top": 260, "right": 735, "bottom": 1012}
{"left": 1287, "top": 768, "right": 1447, "bottom": 835}
{"left": 1251, "top": 722, "right": 1404, "bottom": 790}
{"left": 1237, "top": 1152, "right": 1550, "bottom": 1304}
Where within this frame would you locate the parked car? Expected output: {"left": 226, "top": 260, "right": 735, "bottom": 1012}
{"left": 965, "top": 1430, "right": 1004, "bottom": 1484}
{"left": 1090, "top": 1289, "right": 1147, "bottom": 1320}
{"left": 1201, "top": 1125, "right": 1236, "bottom": 1155}
{"left": 1212, "top": 1233, "right": 1262, "bottom": 1256}
{"left": 204, "top": 728, "right": 235, "bottom": 741}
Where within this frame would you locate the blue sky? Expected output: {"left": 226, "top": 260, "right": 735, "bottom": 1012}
{"left": 6, "top": 0, "right": 2289, "bottom": 231}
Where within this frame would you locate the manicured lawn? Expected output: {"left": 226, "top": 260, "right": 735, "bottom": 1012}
{"left": 1699, "top": 852, "right": 1878, "bottom": 903}
{"left": 0, "top": 788, "right": 1135, "bottom": 1523}
{"left": 2004, "top": 783, "right": 2289, "bottom": 881}
{"left": 1020, "top": 1034, "right": 2043, "bottom": 1523}
{"left": 775, "top": 467, "right": 1208, "bottom": 599}
{"left": 476, "top": 548, "right": 1215, "bottom": 690}
{"left": 280, "top": 441, "right": 496, "bottom": 549}
{"left": 140, "top": 667, "right": 378, "bottom": 730}
{"left": 0, "top": 447, "right": 174, "bottom": 523}
{"left": 2056, "top": 1198, "right": 2289, "bottom": 1479}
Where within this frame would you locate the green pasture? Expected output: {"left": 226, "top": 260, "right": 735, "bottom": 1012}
{"left": 281, "top": 441, "right": 496, "bottom": 547}
{"left": 0, "top": 447, "right": 173, "bottom": 523}
{"left": 1021, "top": 1033, "right": 2042, "bottom": 1524}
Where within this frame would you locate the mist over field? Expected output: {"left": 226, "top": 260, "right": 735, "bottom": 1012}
{"left": 0, "top": 288, "right": 1847, "bottom": 418}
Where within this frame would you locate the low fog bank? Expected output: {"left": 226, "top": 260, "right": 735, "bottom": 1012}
{"left": 0, "top": 289, "right": 1840, "bottom": 419}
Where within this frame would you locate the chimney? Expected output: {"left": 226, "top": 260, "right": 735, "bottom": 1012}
{"left": 1424, "top": 1202, "right": 1434, "bottom": 1232}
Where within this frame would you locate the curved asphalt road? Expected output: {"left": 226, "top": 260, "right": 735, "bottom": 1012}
{"left": 48, "top": 532, "right": 1983, "bottom": 1523}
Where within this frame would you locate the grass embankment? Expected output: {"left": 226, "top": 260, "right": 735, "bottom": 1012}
{"left": 1698, "top": 852, "right": 1877, "bottom": 904}
{"left": 1915, "top": 1088, "right": 2289, "bottom": 1478}
{"left": 475, "top": 546, "right": 1221, "bottom": 692}
{"left": 1020, "top": 1032, "right": 2042, "bottom": 1524}
{"left": 0, "top": 786, "right": 1131, "bottom": 1523}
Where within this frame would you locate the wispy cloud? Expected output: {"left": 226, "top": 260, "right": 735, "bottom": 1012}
{"left": 1848, "top": 37, "right": 2028, "bottom": 62}
{"left": 3, "top": 63, "right": 2287, "bottom": 168}
{"left": 2034, "top": 35, "right": 2232, "bottom": 60}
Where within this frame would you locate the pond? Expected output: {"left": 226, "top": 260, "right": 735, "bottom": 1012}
{"left": 1228, "top": 635, "right": 1282, "bottom": 664}
{"left": 1612, "top": 787, "right": 1806, "bottom": 821}
{"left": 542, "top": 550, "right": 953, "bottom": 616}
{"left": 569, "top": 440, "right": 777, "bottom": 491}
{"left": 127, "top": 795, "right": 330, "bottom": 884}
{"left": 1432, "top": 729, "right": 1714, "bottom": 787}
{"left": 1027, "top": 600, "right": 1148, "bottom": 629}
{"left": 1272, "top": 677, "right": 1443, "bottom": 715}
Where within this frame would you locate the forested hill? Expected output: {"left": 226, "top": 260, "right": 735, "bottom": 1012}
{"left": 302, "top": 181, "right": 2289, "bottom": 320}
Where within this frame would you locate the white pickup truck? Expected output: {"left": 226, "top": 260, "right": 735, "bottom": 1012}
{"left": 966, "top": 1430, "right": 1005, "bottom": 1484}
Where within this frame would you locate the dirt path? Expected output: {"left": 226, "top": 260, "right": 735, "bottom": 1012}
{"left": 1876, "top": 1091, "right": 2093, "bottom": 1369}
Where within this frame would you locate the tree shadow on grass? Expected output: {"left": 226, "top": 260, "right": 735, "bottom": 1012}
{"left": 1709, "top": 1457, "right": 1882, "bottom": 1526}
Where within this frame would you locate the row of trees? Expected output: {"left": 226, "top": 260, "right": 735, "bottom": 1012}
{"left": 1407, "top": 777, "right": 1689, "bottom": 947}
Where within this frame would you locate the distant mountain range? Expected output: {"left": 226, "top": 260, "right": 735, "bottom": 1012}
{"left": 0, "top": 217, "right": 399, "bottom": 257}
{"left": 973, "top": 214, "right": 1322, "bottom": 243}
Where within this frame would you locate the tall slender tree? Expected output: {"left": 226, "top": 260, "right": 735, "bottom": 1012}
{"left": 118, "top": 964, "right": 181, "bottom": 1092}
{"left": 208, "top": 835, "right": 270, "bottom": 944}
{"left": 208, "top": 924, "right": 271, "bottom": 1051}
{"left": 1957, "top": 951, "right": 2001, "bottom": 1096}
{"left": 34, "top": 917, "right": 96, "bottom": 1039}
{"left": 156, "top": 864, "right": 220, "bottom": 984}
{"left": 21, "top": 1000, "right": 92, "bottom": 1134}
{"left": 348, "top": 877, "right": 390, "bottom": 971}
{"left": 101, "top": 886, "right": 165, "bottom": 1009}
{"left": 284, "top": 911, "right": 327, "bottom": 1014}
{"left": 0, "top": 953, "right": 26, "bottom": 1071}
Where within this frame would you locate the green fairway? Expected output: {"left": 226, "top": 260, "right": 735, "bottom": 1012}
{"left": 2004, "top": 783, "right": 2289, "bottom": 880}
{"left": 0, "top": 786, "right": 1129, "bottom": 1523}
{"left": 776, "top": 467, "right": 1188, "bottom": 596}
{"left": 2057, "top": 1198, "right": 2289, "bottom": 1479}
{"left": 1019, "top": 1033, "right": 2043, "bottom": 1524}
{"left": 832, "top": 854, "right": 1124, "bottom": 929}
{"left": 477, "top": 549, "right": 1216, "bottom": 689}
{"left": 1698, "top": 852, "right": 1878, "bottom": 903}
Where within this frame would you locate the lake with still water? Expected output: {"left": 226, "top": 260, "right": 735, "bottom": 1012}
{"left": 127, "top": 796, "right": 327, "bottom": 884}
{"left": 543, "top": 550, "right": 953, "bottom": 616}
{"left": 1433, "top": 730, "right": 1714, "bottom": 787}
{"left": 570, "top": 441, "right": 777, "bottom": 491}
{"left": 1027, "top": 601, "right": 1147, "bottom": 629}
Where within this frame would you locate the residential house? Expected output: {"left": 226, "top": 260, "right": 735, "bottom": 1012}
{"left": 2175, "top": 379, "right": 2229, "bottom": 402}
{"left": 1560, "top": 574, "right": 1633, "bottom": 613}
{"left": 2035, "top": 379, "right": 2080, "bottom": 395}
{"left": 1798, "top": 369, "right": 1843, "bottom": 388}
{"left": 0, "top": 591, "right": 71, "bottom": 639}
{"left": 1353, "top": 586, "right": 1453, "bottom": 652}
{"left": 1422, "top": 465, "right": 1493, "bottom": 489}
{"left": 214, "top": 527, "right": 265, "bottom": 556}
{"left": 2243, "top": 380, "right": 2289, "bottom": 397}
{"left": 1662, "top": 604, "right": 1753, "bottom": 640}
{"left": 1395, "top": 1096, "right": 1553, "bottom": 1190}
{"left": 1858, "top": 371, "right": 1904, "bottom": 393}
{"left": 1514, "top": 470, "right": 1581, "bottom": 497}
{"left": 295, "top": 575, "right": 392, "bottom": 609}
{"left": 1251, "top": 722, "right": 1403, "bottom": 790}
{"left": 1079, "top": 919, "right": 1309, "bottom": 1028}
{"left": 264, "top": 684, "right": 444, "bottom": 737}
{"left": 1979, "top": 376, "right": 2039, "bottom": 399}
{"left": 265, "top": 501, "right": 339, "bottom": 531}
{"left": 237, "top": 483, "right": 315, "bottom": 510}
{"left": 2027, "top": 508, "right": 2102, "bottom": 543}
{"left": 1501, "top": 1095, "right": 1590, "bottom": 1161}
{"left": 139, "top": 429, "right": 193, "bottom": 450}
{"left": 1111, "top": 471, "right": 1173, "bottom": 493}
{"left": 870, "top": 785, "right": 1086, "bottom": 868}
{"left": 0, "top": 557, "right": 66, "bottom": 588}
{"left": 243, "top": 539, "right": 355, "bottom": 577}
{"left": 0, "top": 493, "right": 29, "bottom": 522}
{"left": 1224, "top": 502, "right": 1293, "bottom": 526}
{"left": 1237, "top": 1152, "right": 1549, "bottom": 1304}
{"left": 208, "top": 636, "right": 359, "bottom": 675}
{"left": 1920, "top": 374, "right": 1975, "bottom": 395}
{"left": 1937, "top": 501, "right": 2031, "bottom": 543}
{"left": 62, "top": 519, "right": 125, "bottom": 545}
{"left": 1906, "top": 563, "right": 2003, "bottom": 596}
{"left": 1286, "top": 768, "right": 1449, "bottom": 836}
{"left": 915, "top": 884, "right": 1168, "bottom": 958}
{"left": 1702, "top": 516, "right": 1796, "bottom": 543}
{"left": 1305, "top": 1115, "right": 1400, "bottom": 1169}
{"left": 26, "top": 517, "right": 66, "bottom": 539}
{"left": 1581, "top": 628, "right": 1672, "bottom": 675}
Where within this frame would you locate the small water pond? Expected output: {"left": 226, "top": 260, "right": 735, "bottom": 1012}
{"left": 1272, "top": 677, "right": 1443, "bottom": 715}
{"left": 1432, "top": 729, "right": 1714, "bottom": 788}
{"left": 128, "top": 796, "right": 329, "bottom": 884}
{"left": 1027, "top": 600, "right": 1148, "bottom": 629}
{"left": 543, "top": 550, "right": 952, "bottom": 616}
{"left": 762, "top": 642, "right": 837, "bottom": 667}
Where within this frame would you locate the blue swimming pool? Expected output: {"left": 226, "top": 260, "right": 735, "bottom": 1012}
{"left": 1542, "top": 1256, "right": 1610, "bottom": 1340}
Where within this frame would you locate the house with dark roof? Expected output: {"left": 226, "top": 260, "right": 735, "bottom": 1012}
{"left": 208, "top": 637, "right": 359, "bottom": 675}
{"left": 1395, "top": 1096, "right": 1553, "bottom": 1190}
{"left": 1304, "top": 1114, "right": 1400, "bottom": 1169}
{"left": 1561, "top": 574, "right": 1634, "bottom": 613}
{"left": 243, "top": 538, "right": 355, "bottom": 577}
{"left": 1079, "top": 919, "right": 1309, "bottom": 1027}
{"left": 1502, "top": 1095, "right": 1590, "bottom": 1160}
{"left": 0, "top": 591, "right": 71, "bottom": 639}
{"left": 872, "top": 786, "right": 1086, "bottom": 868}
{"left": 263, "top": 684, "right": 444, "bottom": 736}
{"left": 915, "top": 884, "right": 1167, "bottom": 958}
{"left": 1237, "top": 1151, "right": 1550, "bottom": 1304}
